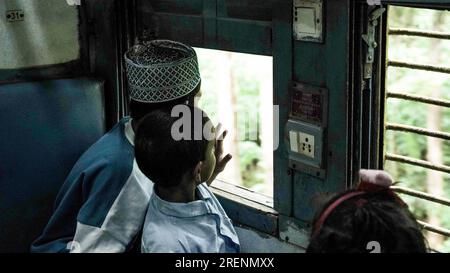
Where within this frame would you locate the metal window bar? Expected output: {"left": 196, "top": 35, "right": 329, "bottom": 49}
{"left": 387, "top": 60, "right": 450, "bottom": 74}
{"left": 391, "top": 186, "right": 450, "bottom": 237}
{"left": 388, "top": 28, "right": 450, "bottom": 40}
{"left": 418, "top": 220, "right": 450, "bottom": 237}
{"left": 391, "top": 186, "right": 450, "bottom": 207}
{"left": 385, "top": 16, "right": 450, "bottom": 240}
{"left": 387, "top": 91, "right": 450, "bottom": 108}
{"left": 386, "top": 123, "right": 450, "bottom": 141}
{"left": 385, "top": 153, "right": 450, "bottom": 174}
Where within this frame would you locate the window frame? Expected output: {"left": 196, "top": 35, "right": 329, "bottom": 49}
{"left": 212, "top": 181, "right": 278, "bottom": 236}
{"left": 373, "top": 1, "right": 450, "bottom": 241}
{"left": 197, "top": 31, "right": 285, "bottom": 241}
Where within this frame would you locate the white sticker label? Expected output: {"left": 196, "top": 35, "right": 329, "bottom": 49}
{"left": 6, "top": 10, "right": 24, "bottom": 22}
{"left": 66, "top": 0, "right": 81, "bottom": 6}
{"left": 367, "top": 0, "right": 381, "bottom": 6}
{"left": 289, "top": 131, "right": 299, "bottom": 153}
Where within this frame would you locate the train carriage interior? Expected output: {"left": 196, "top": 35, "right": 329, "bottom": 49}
{"left": 0, "top": 0, "right": 449, "bottom": 253}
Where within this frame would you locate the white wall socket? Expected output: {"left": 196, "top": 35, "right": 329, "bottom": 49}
{"left": 299, "top": 132, "right": 315, "bottom": 158}
{"left": 286, "top": 119, "right": 324, "bottom": 172}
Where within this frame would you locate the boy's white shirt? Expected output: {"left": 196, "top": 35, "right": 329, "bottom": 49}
{"left": 141, "top": 183, "right": 240, "bottom": 253}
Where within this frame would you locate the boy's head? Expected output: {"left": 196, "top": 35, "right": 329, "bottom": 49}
{"left": 124, "top": 39, "right": 202, "bottom": 120}
{"left": 135, "top": 105, "right": 216, "bottom": 189}
{"left": 307, "top": 170, "right": 427, "bottom": 253}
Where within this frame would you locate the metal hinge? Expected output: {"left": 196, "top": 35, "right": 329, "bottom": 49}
{"left": 362, "top": 7, "right": 386, "bottom": 79}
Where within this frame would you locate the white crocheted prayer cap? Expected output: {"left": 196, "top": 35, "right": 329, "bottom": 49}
{"left": 124, "top": 40, "right": 201, "bottom": 103}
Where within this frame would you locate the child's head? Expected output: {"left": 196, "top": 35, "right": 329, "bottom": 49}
{"left": 307, "top": 170, "right": 427, "bottom": 253}
{"left": 135, "top": 105, "right": 216, "bottom": 189}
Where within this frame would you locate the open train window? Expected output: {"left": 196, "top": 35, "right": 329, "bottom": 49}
{"left": 0, "top": 0, "right": 80, "bottom": 69}
{"left": 382, "top": 5, "right": 450, "bottom": 252}
{"left": 195, "top": 48, "right": 274, "bottom": 199}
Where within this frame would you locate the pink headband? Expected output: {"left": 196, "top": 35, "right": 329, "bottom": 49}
{"left": 312, "top": 169, "right": 404, "bottom": 237}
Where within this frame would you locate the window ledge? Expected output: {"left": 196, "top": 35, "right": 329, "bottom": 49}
{"left": 211, "top": 179, "right": 278, "bottom": 236}
{"left": 211, "top": 179, "right": 274, "bottom": 210}
{"left": 210, "top": 180, "right": 312, "bottom": 250}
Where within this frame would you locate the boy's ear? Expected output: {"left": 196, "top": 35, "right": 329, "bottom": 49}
{"left": 193, "top": 161, "right": 203, "bottom": 182}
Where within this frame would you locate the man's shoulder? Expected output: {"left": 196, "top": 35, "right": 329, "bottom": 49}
{"left": 88, "top": 118, "right": 132, "bottom": 157}
{"left": 68, "top": 118, "right": 135, "bottom": 179}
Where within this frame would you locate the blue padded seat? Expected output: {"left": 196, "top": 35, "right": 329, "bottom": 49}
{"left": 0, "top": 78, "right": 105, "bottom": 252}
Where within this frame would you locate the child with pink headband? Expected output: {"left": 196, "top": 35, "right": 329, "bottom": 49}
{"left": 307, "top": 169, "right": 427, "bottom": 253}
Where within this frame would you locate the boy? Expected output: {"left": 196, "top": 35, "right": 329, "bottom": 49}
{"left": 135, "top": 106, "right": 240, "bottom": 253}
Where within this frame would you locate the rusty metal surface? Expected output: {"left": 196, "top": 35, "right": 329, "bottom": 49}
{"left": 292, "top": 0, "right": 351, "bottom": 221}
{"left": 136, "top": 0, "right": 273, "bottom": 55}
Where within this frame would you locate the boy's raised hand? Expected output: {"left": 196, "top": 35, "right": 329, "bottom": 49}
{"left": 207, "top": 124, "right": 232, "bottom": 186}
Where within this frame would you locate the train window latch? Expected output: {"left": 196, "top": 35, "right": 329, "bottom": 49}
{"left": 362, "top": 7, "right": 385, "bottom": 79}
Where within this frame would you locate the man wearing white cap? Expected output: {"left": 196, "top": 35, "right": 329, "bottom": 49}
{"left": 31, "top": 40, "right": 231, "bottom": 253}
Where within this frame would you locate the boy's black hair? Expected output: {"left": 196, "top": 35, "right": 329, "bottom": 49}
{"left": 129, "top": 82, "right": 201, "bottom": 121}
{"left": 134, "top": 105, "right": 211, "bottom": 188}
{"left": 306, "top": 189, "right": 427, "bottom": 253}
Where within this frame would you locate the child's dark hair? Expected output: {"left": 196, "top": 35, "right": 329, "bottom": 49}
{"left": 307, "top": 189, "right": 427, "bottom": 253}
{"left": 134, "top": 105, "right": 211, "bottom": 188}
